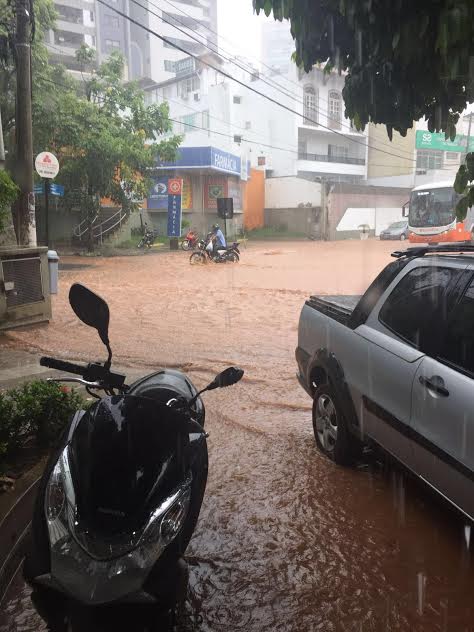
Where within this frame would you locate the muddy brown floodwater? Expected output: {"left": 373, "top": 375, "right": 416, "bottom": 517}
{"left": 1, "top": 240, "right": 474, "bottom": 631}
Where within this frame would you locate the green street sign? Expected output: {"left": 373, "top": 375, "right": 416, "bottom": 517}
{"left": 416, "top": 130, "right": 474, "bottom": 152}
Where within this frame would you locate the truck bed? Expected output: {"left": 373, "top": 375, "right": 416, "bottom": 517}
{"left": 306, "top": 295, "right": 362, "bottom": 326}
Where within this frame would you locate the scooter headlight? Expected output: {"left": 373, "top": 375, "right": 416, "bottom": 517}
{"left": 45, "top": 461, "right": 65, "bottom": 522}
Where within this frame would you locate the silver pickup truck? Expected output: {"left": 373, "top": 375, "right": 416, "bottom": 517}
{"left": 296, "top": 245, "right": 474, "bottom": 521}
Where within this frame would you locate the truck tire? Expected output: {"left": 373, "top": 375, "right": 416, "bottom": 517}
{"left": 312, "top": 384, "right": 360, "bottom": 465}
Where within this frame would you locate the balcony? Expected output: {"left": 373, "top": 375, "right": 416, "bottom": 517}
{"left": 298, "top": 152, "right": 365, "bottom": 165}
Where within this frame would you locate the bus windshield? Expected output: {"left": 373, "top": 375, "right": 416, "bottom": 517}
{"left": 409, "top": 187, "right": 457, "bottom": 228}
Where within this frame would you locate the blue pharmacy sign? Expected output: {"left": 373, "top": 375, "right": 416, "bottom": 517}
{"left": 167, "top": 178, "right": 182, "bottom": 237}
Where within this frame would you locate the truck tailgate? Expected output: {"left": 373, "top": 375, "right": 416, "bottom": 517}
{"left": 306, "top": 295, "right": 362, "bottom": 326}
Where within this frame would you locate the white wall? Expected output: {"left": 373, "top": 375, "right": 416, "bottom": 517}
{"left": 367, "top": 173, "right": 415, "bottom": 188}
{"left": 265, "top": 177, "right": 321, "bottom": 209}
{"left": 336, "top": 207, "right": 405, "bottom": 234}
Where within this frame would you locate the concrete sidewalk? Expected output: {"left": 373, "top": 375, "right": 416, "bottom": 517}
{"left": 0, "top": 346, "right": 148, "bottom": 391}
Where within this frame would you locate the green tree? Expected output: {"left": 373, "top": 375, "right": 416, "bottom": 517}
{"left": 0, "top": 169, "right": 18, "bottom": 240}
{"left": 1, "top": 0, "right": 71, "bottom": 239}
{"left": 254, "top": 0, "right": 474, "bottom": 218}
{"left": 34, "top": 48, "right": 181, "bottom": 248}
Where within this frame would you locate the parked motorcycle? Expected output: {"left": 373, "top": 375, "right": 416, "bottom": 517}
{"left": 24, "top": 283, "right": 244, "bottom": 614}
{"left": 189, "top": 237, "right": 240, "bottom": 264}
{"left": 181, "top": 229, "right": 199, "bottom": 251}
{"left": 137, "top": 227, "right": 156, "bottom": 249}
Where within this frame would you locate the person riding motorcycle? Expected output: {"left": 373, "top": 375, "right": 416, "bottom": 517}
{"left": 208, "top": 224, "right": 226, "bottom": 258}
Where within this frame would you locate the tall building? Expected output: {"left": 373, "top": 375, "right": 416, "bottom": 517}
{"left": 45, "top": 0, "right": 99, "bottom": 77}
{"left": 128, "top": 0, "right": 218, "bottom": 82}
{"left": 261, "top": 19, "right": 294, "bottom": 75}
{"left": 46, "top": 0, "right": 218, "bottom": 82}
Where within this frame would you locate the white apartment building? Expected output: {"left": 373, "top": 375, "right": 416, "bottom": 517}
{"left": 146, "top": 52, "right": 369, "bottom": 184}
{"left": 261, "top": 19, "right": 294, "bottom": 76}
{"left": 46, "top": 0, "right": 217, "bottom": 82}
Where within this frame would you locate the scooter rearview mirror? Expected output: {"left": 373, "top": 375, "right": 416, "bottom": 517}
{"left": 213, "top": 367, "right": 244, "bottom": 389}
{"left": 69, "top": 283, "right": 110, "bottom": 347}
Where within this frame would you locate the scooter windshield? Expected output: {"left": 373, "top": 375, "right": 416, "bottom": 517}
{"left": 68, "top": 395, "right": 189, "bottom": 539}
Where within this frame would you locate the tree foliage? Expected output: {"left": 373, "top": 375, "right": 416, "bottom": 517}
{"left": 0, "top": 169, "right": 19, "bottom": 232}
{"left": 254, "top": 0, "right": 474, "bottom": 218}
{"left": 35, "top": 49, "right": 181, "bottom": 218}
{"left": 1, "top": 0, "right": 181, "bottom": 240}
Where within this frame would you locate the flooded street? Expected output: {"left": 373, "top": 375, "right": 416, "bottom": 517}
{"left": 1, "top": 239, "right": 474, "bottom": 631}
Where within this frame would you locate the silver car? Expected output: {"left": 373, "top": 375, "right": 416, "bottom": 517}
{"left": 379, "top": 220, "right": 409, "bottom": 240}
{"left": 296, "top": 245, "right": 474, "bottom": 521}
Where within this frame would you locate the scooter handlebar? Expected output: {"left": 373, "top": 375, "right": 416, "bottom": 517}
{"left": 40, "top": 356, "right": 86, "bottom": 376}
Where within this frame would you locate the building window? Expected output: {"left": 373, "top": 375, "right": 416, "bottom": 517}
{"left": 298, "top": 139, "right": 307, "bottom": 157}
{"left": 303, "top": 85, "right": 317, "bottom": 125}
{"left": 164, "top": 60, "right": 176, "bottom": 72}
{"left": 54, "top": 30, "right": 85, "bottom": 47}
{"left": 104, "top": 14, "right": 119, "bottom": 28}
{"left": 328, "top": 90, "right": 342, "bottom": 130}
{"left": 182, "top": 113, "right": 197, "bottom": 132}
{"left": 245, "top": 121, "right": 251, "bottom": 130}
{"left": 445, "top": 152, "right": 461, "bottom": 162}
{"left": 56, "top": 4, "right": 83, "bottom": 24}
{"left": 202, "top": 110, "right": 210, "bottom": 130}
{"left": 192, "top": 75, "right": 200, "bottom": 91}
{"left": 90, "top": 11, "right": 94, "bottom": 22}
{"left": 328, "top": 144, "right": 349, "bottom": 161}
{"left": 233, "top": 95, "right": 242, "bottom": 104}
{"left": 416, "top": 150, "right": 443, "bottom": 170}
{"left": 105, "top": 39, "right": 120, "bottom": 49}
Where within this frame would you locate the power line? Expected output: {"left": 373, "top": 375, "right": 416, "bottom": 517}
{"left": 98, "top": 0, "right": 417, "bottom": 164}
{"left": 150, "top": 0, "right": 417, "bottom": 160}
{"left": 156, "top": 94, "right": 300, "bottom": 153}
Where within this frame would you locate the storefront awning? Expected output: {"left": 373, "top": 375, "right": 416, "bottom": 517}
{"left": 156, "top": 146, "right": 242, "bottom": 178}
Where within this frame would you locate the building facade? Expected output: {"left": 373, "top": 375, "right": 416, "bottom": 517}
{"left": 46, "top": 0, "right": 217, "bottom": 82}
{"left": 260, "top": 19, "right": 294, "bottom": 76}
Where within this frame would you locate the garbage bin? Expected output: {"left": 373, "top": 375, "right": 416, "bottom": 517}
{"left": 358, "top": 224, "right": 370, "bottom": 240}
{"left": 47, "top": 249, "right": 59, "bottom": 294}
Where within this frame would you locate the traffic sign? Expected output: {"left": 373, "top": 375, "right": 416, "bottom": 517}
{"left": 35, "top": 152, "right": 59, "bottom": 179}
{"left": 50, "top": 183, "right": 64, "bottom": 197}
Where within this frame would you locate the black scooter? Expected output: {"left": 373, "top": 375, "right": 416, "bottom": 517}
{"left": 24, "top": 283, "right": 243, "bottom": 612}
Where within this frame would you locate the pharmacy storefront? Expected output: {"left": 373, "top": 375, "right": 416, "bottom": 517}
{"left": 145, "top": 146, "right": 249, "bottom": 236}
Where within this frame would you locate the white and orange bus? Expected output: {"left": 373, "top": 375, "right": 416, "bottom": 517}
{"left": 405, "top": 179, "right": 474, "bottom": 244}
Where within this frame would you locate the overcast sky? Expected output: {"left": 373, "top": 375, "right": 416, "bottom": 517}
{"left": 217, "top": 0, "right": 264, "bottom": 63}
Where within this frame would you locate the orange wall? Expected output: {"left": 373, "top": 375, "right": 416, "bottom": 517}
{"left": 243, "top": 168, "right": 264, "bottom": 230}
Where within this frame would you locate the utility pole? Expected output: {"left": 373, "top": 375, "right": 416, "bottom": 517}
{"left": 15, "top": 0, "right": 36, "bottom": 246}
{"left": 0, "top": 106, "right": 5, "bottom": 170}
{"left": 465, "top": 112, "right": 473, "bottom": 163}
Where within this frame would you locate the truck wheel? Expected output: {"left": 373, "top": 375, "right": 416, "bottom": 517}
{"left": 312, "top": 384, "right": 358, "bottom": 465}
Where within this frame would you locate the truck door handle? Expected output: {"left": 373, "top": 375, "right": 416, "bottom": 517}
{"left": 419, "top": 375, "right": 449, "bottom": 397}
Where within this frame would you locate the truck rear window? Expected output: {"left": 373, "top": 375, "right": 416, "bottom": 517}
{"left": 349, "top": 258, "right": 410, "bottom": 329}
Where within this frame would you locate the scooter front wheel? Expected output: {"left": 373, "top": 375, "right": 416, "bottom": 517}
{"left": 189, "top": 252, "right": 206, "bottom": 265}
{"left": 181, "top": 240, "right": 190, "bottom": 251}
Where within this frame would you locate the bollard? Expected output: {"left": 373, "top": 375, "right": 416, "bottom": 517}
{"left": 47, "top": 249, "right": 59, "bottom": 294}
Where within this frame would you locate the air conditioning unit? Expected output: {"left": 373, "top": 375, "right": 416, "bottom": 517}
{"left": 193, "top": 92, "right": 200, "bottom": 102}
{"left": 0, "top": 248, "right": 52, "bottom": 331}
